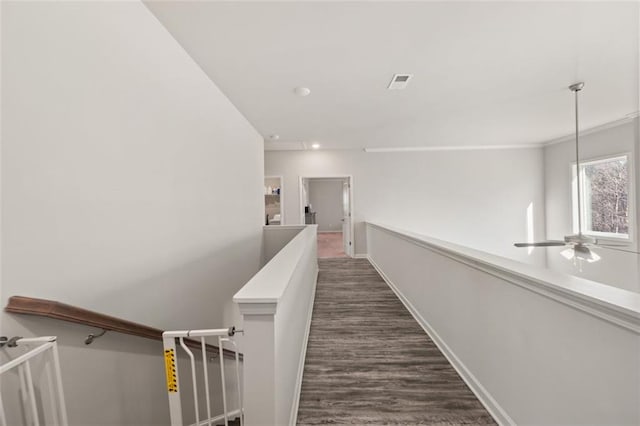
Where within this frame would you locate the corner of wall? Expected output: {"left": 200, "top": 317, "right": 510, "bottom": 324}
{"left": 634, "top": 116, "right": 640, "bottom": 246}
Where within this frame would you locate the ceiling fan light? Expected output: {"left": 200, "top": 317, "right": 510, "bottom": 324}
{"left": 514, "top": 83, "right": 607, "bottom": 265}
{"left": 560, "top": 247, "right": 574, "bottom": 260}
{"left": 575, "top": 244, "right": 600, "bottom": 263}
{"left": 561, "top": 245, "right": 601, "bottom": 263}
{"left": 588, "top": 252, "right": 601, "bottom": 263}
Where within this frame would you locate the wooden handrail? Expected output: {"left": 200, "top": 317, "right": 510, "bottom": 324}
{"left": 5, "top": 296, "right": 242, "bottom": 360}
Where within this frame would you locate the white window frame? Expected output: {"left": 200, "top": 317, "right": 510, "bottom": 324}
{"left": 571, "top": 152, "right": 635, "bottom": 243}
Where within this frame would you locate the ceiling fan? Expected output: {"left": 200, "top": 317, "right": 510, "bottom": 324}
{"left": 514, "top": 82, "right": 637, "bottom": 263}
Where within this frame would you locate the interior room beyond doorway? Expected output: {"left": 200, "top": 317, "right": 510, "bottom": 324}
{"left": 300, "top": 176, "right": 353, "bottom": 258}
{"left": 317, "top": 232, "right": 347, "bottom": 258}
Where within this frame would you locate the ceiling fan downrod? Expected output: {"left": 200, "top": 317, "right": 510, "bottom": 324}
{"left": 513, "top": 81, "right": 639, "bottom": 257}
{"left": 570, "top": 82, "right": 584, "bottom": 238}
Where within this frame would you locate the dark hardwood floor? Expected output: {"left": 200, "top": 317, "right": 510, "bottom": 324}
{"left": 297, "top": 258, "right": 496, "bottom": 425}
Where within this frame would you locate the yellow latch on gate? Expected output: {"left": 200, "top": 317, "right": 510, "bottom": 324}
{"left": 164, "top": 348, "right": 178, "bottom": 393}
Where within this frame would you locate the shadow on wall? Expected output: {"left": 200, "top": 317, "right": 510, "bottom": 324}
{"left": 90, "top": 233, "right": 263, "bottom": 331}
{"left": 355, "top": 221, "right": 367, "bottom": 255}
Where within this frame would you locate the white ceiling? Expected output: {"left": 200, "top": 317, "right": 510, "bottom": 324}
{"left": 145, "top": 1, "right": 639, "bottom": 151}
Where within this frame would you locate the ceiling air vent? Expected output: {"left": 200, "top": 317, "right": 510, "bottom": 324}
{"left": 387, "top": 74, "right": 413, "bottom": 90}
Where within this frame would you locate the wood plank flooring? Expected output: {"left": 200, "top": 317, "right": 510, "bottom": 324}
{"left": 297, "top": 258, "right": 496, "bottom": 425}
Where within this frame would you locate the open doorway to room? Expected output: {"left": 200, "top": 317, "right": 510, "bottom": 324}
{"left": 264, "top": 176, "right": 283, "bottom": 225}
{"left": 300, "top": 176, "right": 353, "bottom": 258}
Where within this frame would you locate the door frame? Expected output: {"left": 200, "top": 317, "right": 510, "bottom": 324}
{"left": 265, "top": 175, "right": 284, "bottom": 225}
{"left": 299, "top": 175, "right": 354, "bottom": 257}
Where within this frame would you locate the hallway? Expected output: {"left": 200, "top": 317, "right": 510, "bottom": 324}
{"left": 297, "top": 258, "right": 495, "bottom": 425}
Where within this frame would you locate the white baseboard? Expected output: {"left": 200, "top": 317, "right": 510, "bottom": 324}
{"left": 367, "top": 255, "right": 514, "bottom": 426}
{"left": 289, "top": 265, "right": 319, "bottom": 426}
{"left": 352, "top": 253, "right": 368, "bottom": 259}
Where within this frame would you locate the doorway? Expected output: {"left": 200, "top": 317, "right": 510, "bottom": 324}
{"left": 299, "top": 176, "right": 353, "bottom": 258}
{"left": 264, "top": 176, "right": 283, "bottom": 225}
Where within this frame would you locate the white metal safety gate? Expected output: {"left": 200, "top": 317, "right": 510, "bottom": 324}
{"left": 0, "top": 336, "right": 68, "bottom": 426}
{"left": 162, "top": 327, "right": 242, "bottom": 426}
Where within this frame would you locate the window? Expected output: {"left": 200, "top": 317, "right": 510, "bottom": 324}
{"left": 572, "top": 155, "right": 630, "bottom": 240}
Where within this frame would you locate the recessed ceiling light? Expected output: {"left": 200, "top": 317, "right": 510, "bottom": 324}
{"left": 268, "top": 134, "right": 280, "bottom": 141}
{"left": 294, "top": 87, "right": 311, "bottom": 97}
{"left": 311, "top": 143, "right": 320, "bottom": 150}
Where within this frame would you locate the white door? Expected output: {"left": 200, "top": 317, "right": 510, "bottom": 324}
{"left": 342, "top": 180, "right": 351, "bottom": 256}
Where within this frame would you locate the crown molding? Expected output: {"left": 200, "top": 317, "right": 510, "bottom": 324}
{"left": 542, "top": 112, "right": 640, "bottom": 147}
{"left": 266, "top": 112, "right": 639, "bottom": 153}
{"left": 363, "top": 144, "right": 540, "bottom": 153}
{"left": 363, "top": 112, "right": 639, "bottom": 153}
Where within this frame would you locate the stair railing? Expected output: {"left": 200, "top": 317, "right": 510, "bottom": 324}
{"left": 0, "top": 336, "right": 68, "bottom": 426}
{"left": 162, "top": 327, "right": 243, "bottom": 426}
{"left": 5, "top": 296, "right": 241, "bottom": 361}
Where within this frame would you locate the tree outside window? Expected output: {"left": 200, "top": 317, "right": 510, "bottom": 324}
{"left": 573, "top": 155, "right": 629, "bottom": 239}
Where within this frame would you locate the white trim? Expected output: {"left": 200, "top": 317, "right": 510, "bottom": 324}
{"left": 263, "top": 225, "right": 306, "bottom": 231}
{"left": 362, "top": 113, "right": 640, "bottom": 152}
{"left": 367, "top": 223, "right": 640, "bottom": 334}
{"left": 570, "top": 152, "right": 636, "bottom": 245}
{"left": 235, "top": 302, "right": 278, "bottom": 315}
{"left": 364, "top": 144, "right": 539, "bottom": 153}
{"left": 288, "top": 265, "right": 319, "bottom": 426}
{"left": 543, "top": 112, "right": 639, "bottom": 147}
{"left": 367, "top": 255, "right": 513, "bottom": 426}
{"left": 265, "top": 144, "right": 361, "bottom": 152}
{"left": 352, "top": 253, "right": 368, "bottom": 259}
{"left": 266, "top": 114, "right": 640, "bottom": 153}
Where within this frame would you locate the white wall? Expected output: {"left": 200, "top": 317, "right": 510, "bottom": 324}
{"left": 265, "top": 177, "right": 281, "bottom": 193}
{"left": 1, "top": 1, "right": 263, "bottom": 424}
{"left": 367, "top": 223, "right": 640, "bottom": 425}
{"left": 544, "top": 118, "right": 640, "bottom": 291}
{"left": 308, "top": 179, "right": 343, "bottom": 232}
{"left": 265, "top": 148, "right": 547, "bottom": 265}
{"left": 263, "top": 225, "right": 304, "bottom": 264}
